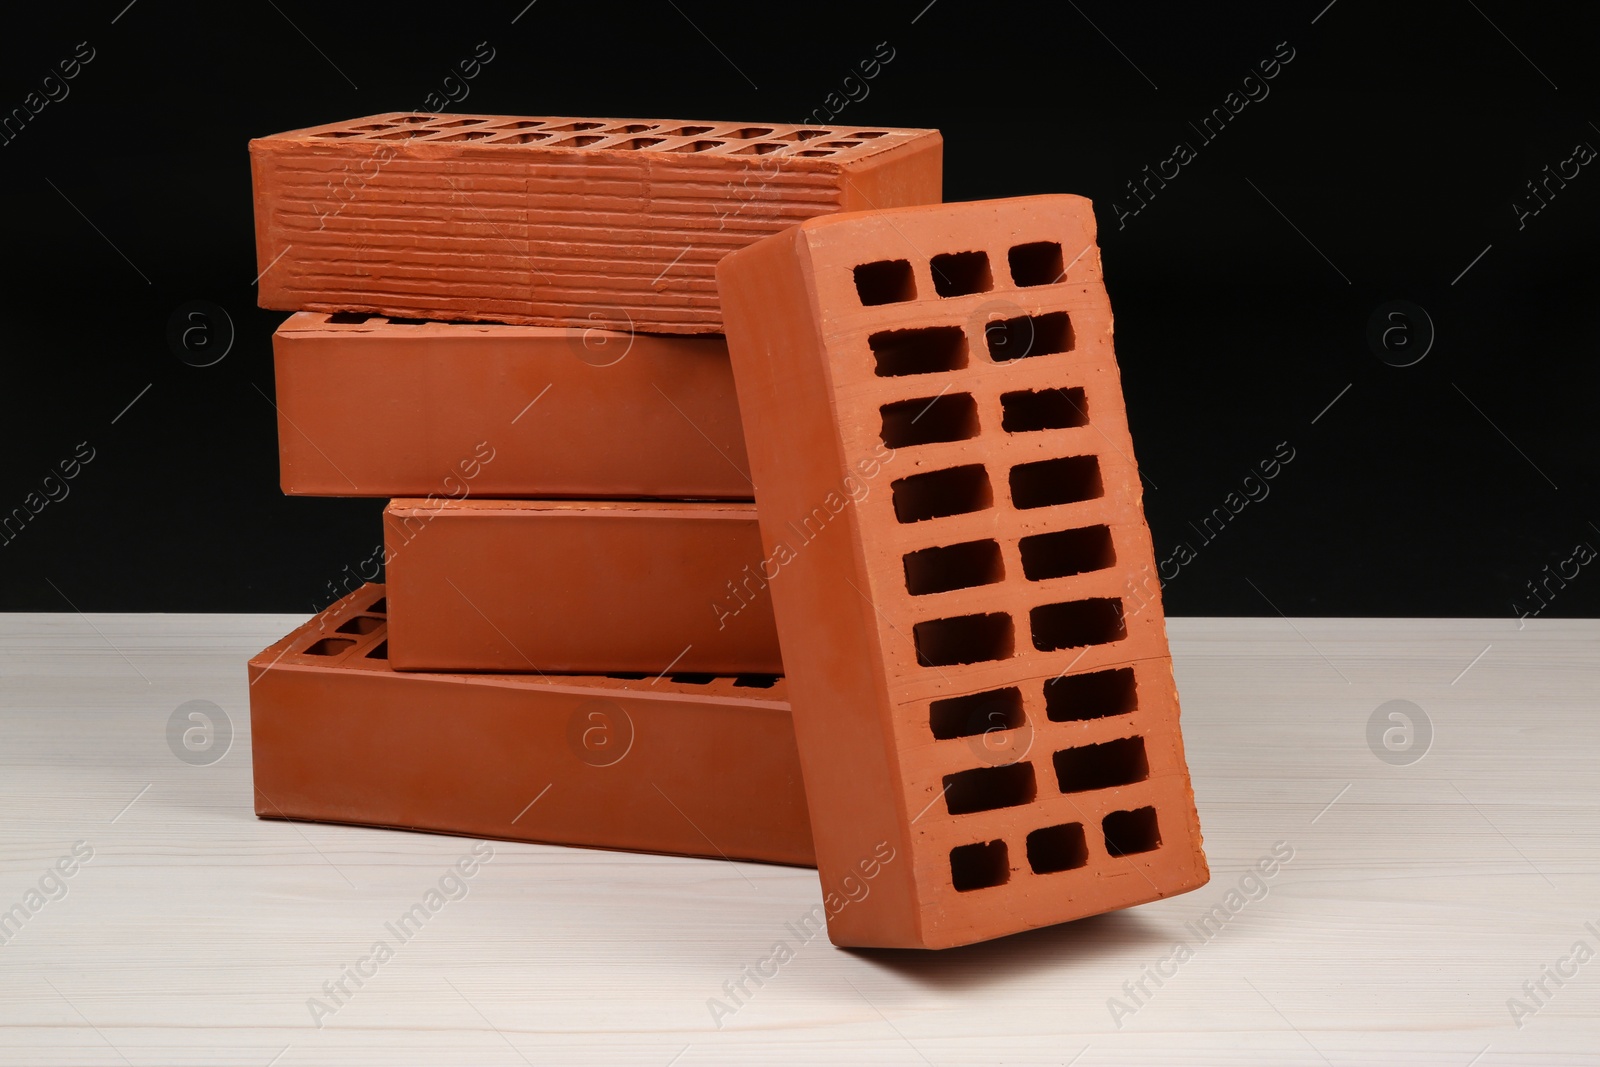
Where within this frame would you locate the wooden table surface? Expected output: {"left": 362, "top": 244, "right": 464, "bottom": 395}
{"left": 0, "top": 613, "right": 1595, "bottom": 1065}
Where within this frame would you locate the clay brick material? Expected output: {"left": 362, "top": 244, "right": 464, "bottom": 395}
{"left": 250, "top": 113, "right": 943, "bottom": 334}
{"left": 716, "top": 194, "right": 1208, "bottom": 948}
{"left": 249, "top": 584, "right": 811, "bottom": 865}
{"left": 272, "top": 312, "right": 751, "bottom": 499}
{"left": 384, "top": 499, "right": 781, "bottom": 674}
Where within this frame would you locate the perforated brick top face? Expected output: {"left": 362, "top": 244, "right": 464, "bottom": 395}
{"left": 288, "top": 113, "right": 925, "bottom": 161}
{"left": 251, "top": 582, "right": 786, "bottom": 699}
{"left": 250, "top": 113, "right": 942, "bottom": 333}
{"left": 717, "top": 194, "right": 1208, "bottom": 948}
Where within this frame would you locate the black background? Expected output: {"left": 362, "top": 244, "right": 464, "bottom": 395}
{"left": 1, "top": 1, "right": 1595, "bottom": 617}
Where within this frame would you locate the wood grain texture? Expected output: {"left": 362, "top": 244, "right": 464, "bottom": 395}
{"left": 0, "top": 613, "right": 1595, "bottom": 1065}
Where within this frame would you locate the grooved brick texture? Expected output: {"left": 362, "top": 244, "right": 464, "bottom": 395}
{"left": 272, "top": 312, "right": 751, "bottom": 498}
{"left": 716, "top": 194, "right": 1208, "bottom": 948}
{"left": 249, "top": 584, "right": 811, "bottom": 865}
{"left": 384, "top": 499, "right": 781, "bottom": 674}
{"left": 250, "top": 113, "right": 943, "bottom": 334}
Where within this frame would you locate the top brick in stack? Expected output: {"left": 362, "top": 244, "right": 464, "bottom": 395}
{"left": 249, "top": 113, "right": 943, "bottom": 334}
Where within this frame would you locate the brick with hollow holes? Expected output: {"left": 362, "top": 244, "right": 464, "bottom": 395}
{"left": 248, "top": 584, "right": 809, "bottom": 865}
{"left": 272, "top": 312, "right": 751, "bottom": 498}
{"left": 383, "top": 499, "right": 781, "bottom": 675}
{"left": 250, "top": 113, "right": 942, "bottom": 333}
{"left": 716, "top": 193, "right": 1208, "bottom": 948}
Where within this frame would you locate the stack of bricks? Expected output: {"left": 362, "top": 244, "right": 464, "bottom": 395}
{"left": 247, "top": 111, "right": 1207, "bottom": 949}
{"left": 248, "top": 111, "right": 941, "bottom": 865}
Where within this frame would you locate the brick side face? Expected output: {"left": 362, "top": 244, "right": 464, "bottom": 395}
{"left": 251, "top": 113, "right": 942, "bottom": 333}
{"left": 272, "top": 312, "right": 751, "bottom": 498}
{"left": 382, "top": 499, "right": 782, "bottom": 675}
{"left": 718, "top": 195, "right": 1207, "bottom": 948}
{"left": 248, "top": 585, "right": 809, "bottom": 865}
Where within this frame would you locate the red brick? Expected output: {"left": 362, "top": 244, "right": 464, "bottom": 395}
{"left": 250, "top": 113, "right": 942, "bottom": 334}
{"left": 716, "top": 194, "right": 1208, "bottom": 948}
{"left": 273, "top": 312, "right": 751, "bottom": 498}
{"left": 384, "top": 499, "right": 781, "bottom": 674}
{"left": 249, "top": 584, "right": 810, "bottom": 865}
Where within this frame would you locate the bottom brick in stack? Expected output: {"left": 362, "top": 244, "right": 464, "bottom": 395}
{"left": 248, "top": 584, "right": 813, "bottom": 866}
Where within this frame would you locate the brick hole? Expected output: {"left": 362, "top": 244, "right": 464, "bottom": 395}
{"left": 669, "top": 672, "right": 716, "bottom": 684}
{"left": 1103, "top": 806, "right": 1162, "bottom": 857}
{"left": 1001, "top": 387, "right": 1087, "bottom": 433}
{"left": 929, "top": 686, "right": 1024, "bottom": 740}
{"left": 336, "top": 616, "right": 383, "bottom": 635}
{"left": 314, "top": 131, "right": 363, "bottom": 139}
{"left": 913, "top": 612, "right": 1014, "bottom": 667}
{"left": 820, "top": 139, "right": 862, "bottom": 148}
{"left": 386, "top": 317, "right": 428, "bottom": 325}
{"left": 733, "top": 142, "right": 786, "bottom": 155}
{"left": 1009, "top": 455, "right": 1102, "bottom": 510}
{"left": 494, "top": 120, "right": 546, "bottom": 130}
{"left": 1026, "top": 822, "right": 1089, "bottom": 874}
{"left": 498, "top": 132, "right": 552, "bottom": 144}
{"left": 669, "top": 140, "right": 725, "bottom": 153}
{"left": 545, "top": 121, "right": 606, "bottom": 132}
{"left": 606, "top": 123, "right": 658, "bottom": 134}
{"left": 950, "top": 839, "right": 1010, "bottom": 891}
{"left": 304, "top": 637, "right": 354, "bottom": 656}
{"left": 1030, "top": 597, "right": 1125, "bottom": 651}
{"left": 430, "top": 118, "right": 486, "bottom": 128}
{"left": 367, "top": 597, "right": 387, "bottom": 614}
{"left": 796, "top": 149, "right": 837, "bottom": 157}
{"left": 985, "top": 310, "right": 1073, "bottom": 361}
{"left": 1018, "top": 524, "right": 1116, "bottom": 581}
{"left": 1009, "top": 241, "right": 1066, "bottom": 287}
{"left": 1053, "top": 736, "right": 1149, "bottom": 794}
{"left": 349, "top": 124, "right": 390, "bottom": 131}
{"left": 376, "top": 129, "right": 429, "bottom": 139}
{"left": 327, "top": 312, "right": 371, "bottom": 324}
{"left": 394, "top": 115, "right": 437, "bottom": 124}
{"left": 661, "top": 125, "right": 714, "bottom": 136}
{"left": 727, "top": 126, "right": 776, "bottom": 138}
{"left": 365, "top": 640, "right": 388, "bottom": 660}
{"left": 1044, "top": 666, "right": 1137, "bottom": 722}
{"left": 794, "top": 129, "right": 834, "bottom": 140}
{"left": 930, "top": 251, "right": 994, "bottom": 297}
{"left": 550, "top": 135, "right": 605, "bottom": 148}
{"left": 869, "top": 325, "right": 967, "bottom": 376}
{"left": 903, "top": 539, "right": 1005, "bottom": 596}
{"left": 891, "top": 464, "right": 992, "bottom": 523}
{"left": 879, "top": 392, "right": 979, "bottom": 448}
{"left": 617, "top": 137, "right": 665, "bottom": 150}
{"left": 851, "top": 259, "right": 915, "bottom": 306}
{"left": 430, "top": 130, "right": 497, "bottom": 141}
{"left": 944, "top": 762, "right": 1036, "bottom": 815}
{"left": 732, "top": 674, "right": 779, "bottom": 688}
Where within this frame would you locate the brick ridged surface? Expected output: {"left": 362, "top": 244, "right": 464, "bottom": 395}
{"left": 717, "top": 194, "right": 1208, "bottom": 948}
{"left": 272, "top": 312, "right": 751, "bottom": 498}
{"left": 249, "top": 584, "right": 812, "bottom": 865}
{"left": 384, "top": 499, "right": 781, "bottom": 674}
{"left": 250, "top": 113, "right": 943, "bottom": 334}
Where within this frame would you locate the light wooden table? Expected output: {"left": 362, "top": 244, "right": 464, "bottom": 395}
{"left": 0, "top": 614, "right": 1595, "bottom": 1066}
